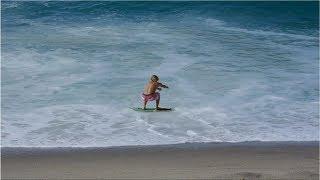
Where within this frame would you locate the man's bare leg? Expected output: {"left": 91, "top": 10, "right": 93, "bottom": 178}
{"left": 143, "top": 100, "right": 147, "bottom": 110}
{"left": 156, "top": 98, "right": 160, "bottom": 110}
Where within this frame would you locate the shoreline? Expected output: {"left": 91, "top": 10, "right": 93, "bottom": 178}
{"left": 2, "top": 141, "right": 319, "bottom": 179}
{"left": 2, "top": 140, "right": 318, "bottom": 150}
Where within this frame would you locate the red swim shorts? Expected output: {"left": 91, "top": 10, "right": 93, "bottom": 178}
{"left": 141, "top": 92, "right": 160, "bottom": 102}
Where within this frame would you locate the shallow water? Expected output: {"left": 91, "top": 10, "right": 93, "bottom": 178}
{"left": 1, "top": 1, "right": 319, "bottom": 147}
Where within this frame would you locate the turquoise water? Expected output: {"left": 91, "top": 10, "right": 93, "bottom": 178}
{"left": 1, "top": 1, "right": 319, "bottom": 147}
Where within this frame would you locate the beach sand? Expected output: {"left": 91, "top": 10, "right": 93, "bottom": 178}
{"left": 1, "top": 141, "right": 319, "bottom": 179}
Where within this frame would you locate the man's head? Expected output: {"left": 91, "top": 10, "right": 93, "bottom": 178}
{"left": 151, "top": 75, "right": 159, "bottom": 82}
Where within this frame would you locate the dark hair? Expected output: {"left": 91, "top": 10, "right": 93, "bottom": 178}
{"left": 151, "top": 75, "right": 159, "bottom": 82}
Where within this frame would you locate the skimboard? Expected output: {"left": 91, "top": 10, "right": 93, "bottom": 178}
{"left": 131, "top": 107, "right": 172, "bottom": 112}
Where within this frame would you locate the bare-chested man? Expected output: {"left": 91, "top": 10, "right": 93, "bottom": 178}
{"left": 142, "top": 75, "right": 169, "bottom": 110}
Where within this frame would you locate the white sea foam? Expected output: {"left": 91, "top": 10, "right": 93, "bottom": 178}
{"left": 204, "top": 18, "right": 318, "bottom": 41}
{"left": 2, "top": 2, "right": 19, "bottom": 9}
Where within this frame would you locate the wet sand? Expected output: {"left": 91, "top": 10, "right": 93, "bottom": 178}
{"left": 1, "top": 141, "right": 319, "bottom": 179}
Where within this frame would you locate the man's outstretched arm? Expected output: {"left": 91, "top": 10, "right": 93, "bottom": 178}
{"left": 159, "top": 83, "right": 169, "bottom": 88}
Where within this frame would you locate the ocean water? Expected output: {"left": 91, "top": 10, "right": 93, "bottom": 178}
{"left": 1, "top": 1, "right": 319, "bottom": 147}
